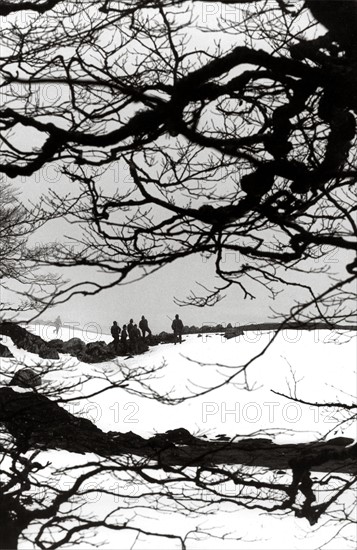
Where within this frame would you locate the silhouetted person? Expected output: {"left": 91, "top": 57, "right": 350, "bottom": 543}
{"left": 131, "top": 323, "right": 141, "bottom": 354}
{"left": 54, "top": 315, "right": 62, "bottom": 336}
{"left": 110, "top": 321, "right": 121, "bottom": 354}
{"left": 172, "top": 314, "right": 184, "bottom": 345}
{"left": 127, "top": 319, "right": 134, "bottom": 340}
{"left": 139, "top": 315, "right": 151, "bottom": 339}
{"left": 121, "top": 325, "right": 128, "bottom": 353}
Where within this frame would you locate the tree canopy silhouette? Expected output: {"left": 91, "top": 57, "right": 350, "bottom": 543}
{"left": 0, "top": 2, "right": 357, "bottom": 549}
{"left": 0, "top": 0, "right": 356, "bottom": 322}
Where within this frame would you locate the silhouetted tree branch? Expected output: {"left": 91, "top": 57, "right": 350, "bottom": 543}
{"left": 1, "top": 0, "right": 355, "bottom": 323}
{"left": 1, "top": 2, "right": 357, "bottom": 548}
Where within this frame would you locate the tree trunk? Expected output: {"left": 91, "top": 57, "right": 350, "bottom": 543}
{"left": 0, "top": 520, "right": 21, "bottom": 550}
{"left": 1, "top": 387, "right": 356, "bottom": 474}
{"left": 108, "top": 434, "right": 357, "bottom": 474}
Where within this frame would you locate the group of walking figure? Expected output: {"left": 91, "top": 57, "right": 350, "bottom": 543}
{"left": 52, "top": 313, "right": 184, "bottom": 356}
{"left": 110, "top": 314, "right": 184, "bottom": 354}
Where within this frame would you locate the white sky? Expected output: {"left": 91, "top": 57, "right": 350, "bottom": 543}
{"left": 2, "top": 0, "right": 354, "bottom": 334}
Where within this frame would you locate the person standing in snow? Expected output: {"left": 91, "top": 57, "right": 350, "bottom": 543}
{"left": 127, "top": 319, "right": 134, "bottom": 340}
{"left": 121, "top": 325, "right": 128, "bottom": 353}
{"left": 171, "top": 314, "right": 184, "bottom": 345}
{"left": 110, "top": 321, "right": 121, "bottom": 354}
{"left": 131, "top": 323, "right": 141, "bottom": 354}
{"left": 139, "top": 315, "right": 151, "bottom": 339}
{"left": 54, "top": 316, "right": 62, "bottom": 336}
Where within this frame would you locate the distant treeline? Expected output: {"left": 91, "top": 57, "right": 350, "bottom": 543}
{"left": 181, "top": 322, "right": 357, "bottom": 335}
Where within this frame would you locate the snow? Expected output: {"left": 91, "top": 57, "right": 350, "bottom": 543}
{"left": 0, "top": 324, "right": 356, "bottom": 549}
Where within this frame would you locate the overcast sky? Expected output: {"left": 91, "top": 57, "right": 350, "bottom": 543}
{"left": 9, "top": 162, "right": 348, "bottom": 334}
{"left": 16, "top": 187, "right": 352, "bottom": 335}
{"left": 4, "top": 3, "right": 352, "bottom": 335}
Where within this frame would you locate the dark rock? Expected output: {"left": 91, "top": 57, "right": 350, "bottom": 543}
{"left": 79, "top": 341, "right": 117, "bottom": 363}
{"left": 157, "top": 331, "right": 176, "bottom": 344}
{"left": 10, "top": 368, "right": 42, "bottom": 388}
{"left": 47, "top": 339, "right": 64, "bottom": 352}
{"left": 75, "top": 338, "right": 149, "bottom": 363}
{"left": 0, "top": 343, "right": 13, "bottom": 358}
{"left": 0, "top": 322, "right": 59, "bottom": 360}
{"left": 224, "top": 327, "right": 244, "bottom": 340}
{"left": 62, "top": 337, "right": 86, "bottom": 355}
{"left": 39, "top": 344, "right": 60, "bottom": 360}
{"left": 146, "top": 334, "right": 161, "bottom": 346}
{"left": 134, "top": 339, "right": 149, "bottom": 355}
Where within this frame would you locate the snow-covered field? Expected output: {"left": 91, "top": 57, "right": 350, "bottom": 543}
{"left": 1, "top": 324, "right": 356, "bottom": 549}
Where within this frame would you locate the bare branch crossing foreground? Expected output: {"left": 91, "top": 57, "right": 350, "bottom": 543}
{"left": 1, "top": 386, "right": 356, "bottom": 473}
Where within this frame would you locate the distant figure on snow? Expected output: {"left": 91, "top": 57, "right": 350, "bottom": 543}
{"left": 127, "top": 319, "right": 134, "bottom": 341}
{"left": 139, "top": 315, "right": 151, "bottom": 339}
{"left": 110, "top": 321, "right": 121, "bottom": 353}
{"left": 131, "top": 323, "right": 141, "bottom": 354}
{"left": 54, "top": 316, "right": 62, "bottom": 336}
{"left": 172, "top": 314, "right": 184, "bottom": 345}
{"left": 121, "top": 324, "right": 128, "bottom": 353}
